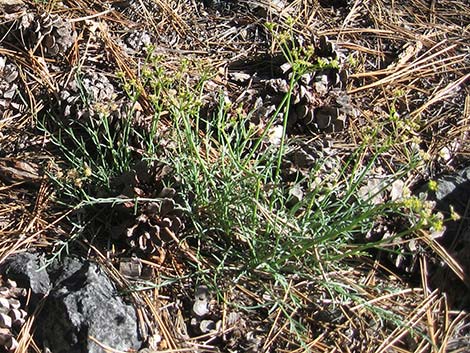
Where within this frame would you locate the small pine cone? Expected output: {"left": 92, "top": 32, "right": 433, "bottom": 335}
{"left": 124, "top": 30, "right": 152, "bottom": 53}
{"left": 0, "top": 277, "right": 28, "bottom": 353}
{"left": 19, "top": 12, "right": 75, "bottom": 57}
{"left": 259, "top": 35, "right": 351, "bottom": 133}
{"left": 125, "top": 188, "right": 185, "bottom": 255}
{"left": 0, "top": 56, "right": 24, "bottom": 118}
{"left": 60, "top": 71, "right": 117, "bottom": 119}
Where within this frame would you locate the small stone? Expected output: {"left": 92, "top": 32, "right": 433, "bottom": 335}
{"left": 267, "top": 125, "right": 284, "bottom": 146}
{"left": 228, "top": 72, "right": 251, "bottom": 84}
{"left": 119, "top": 257, "right": 142, "bottom": 278}
{"left": 390, "top": 180, "right": 405, "bottom": 201}
{"left": 200, "top": 320, "right": 216, "bottom": 333}
{"left": 192, "top": 286, "right": 210, "bottom": 318}
{"left": 288, "top": 185, "right": 304, "bottom": 206}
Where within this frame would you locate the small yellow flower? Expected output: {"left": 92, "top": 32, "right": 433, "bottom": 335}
{"left": 419, "top": 149, "right": 431, "bottom": 161}
{"left": 431, "top": 219, "right": 444, "bottom": 232}
{"left": 83, "top": 164, "right": 92, "bottom": 178}
{"left": 450, "top": 205, "right": 461, "bottom": 221}
{"left": 402, "top": 196, "right": 422, "bottom": 212}
{"left": 428, "top": 180, "right": 438, "bottom": 192}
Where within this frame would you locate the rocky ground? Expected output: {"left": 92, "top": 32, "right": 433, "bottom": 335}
{"left": 0, "top": 0, "right": 469, "bottom": 352}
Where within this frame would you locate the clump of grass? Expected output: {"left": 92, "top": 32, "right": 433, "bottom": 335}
{"left": 39, "top": 28, "right": 448, "bottom": 351}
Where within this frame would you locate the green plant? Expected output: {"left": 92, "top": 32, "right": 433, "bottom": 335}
{"left": 40, "top": 34, "right": 436, "bottom": 350}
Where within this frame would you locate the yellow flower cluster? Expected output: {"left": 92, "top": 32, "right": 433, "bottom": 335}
{"left": 401, "top": 195, "right": 444, "bottom": 231}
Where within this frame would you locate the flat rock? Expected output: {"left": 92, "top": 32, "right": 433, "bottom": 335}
{"left": 2, "top": 254, "right": 142, "bottom": 353}
{"left": 0, "top": 252, "right": 50, "bottom": 300}
{"left": 37, "top": 257, "right": 141, "bottom": 353}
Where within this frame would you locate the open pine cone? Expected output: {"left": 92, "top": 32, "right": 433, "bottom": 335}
{"left": 125, "top": 189, "right": 184, "bottom": 254}
{"left": 112, "top": 162, "right": 186, "bottom": 256}
{"left": 0, "top": 56, "right": 25, "bottom": 118}
{"left": 0, "top": 277, "right": 28, "bottom": 353}
{"left": 18, "top": 11, "right": 75, "bottom": 57}
{"left": 265, "top": 36, "right": 351, "bottom": 133}
{"left": 59, "top": 71, "right": 118, "bottom": 119}
{"left": 229, "top": 35, "right": 353, "bottom": 135}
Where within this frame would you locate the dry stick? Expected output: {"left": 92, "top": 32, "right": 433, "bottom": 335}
{"left": 88, "top": 336, "right": 129, "bottom": 353}
{"left": 69, "top": 9, "right": 113, "bottom": 23}
{"left": 98, "top": 22, "right": 153, "bottom": 115}
{"left": 438, "top": 310, "right": 469, "bottom": 353}
{"left": 164, "top": 226, "right": 205, "bottom": 268}
{"left": 289, "top": 333, "right": 329, "bottom": 353}
{"left": 349, "top": 287, "right": 422, "bottom": 312}
{"left": 445, "top": 93, "right": 470, "bottom": 148}
{"left": 337, "top": 41, "right": 384, "bottom": 56}
{"left": 350, "top": 55, "right": 466, "bottom": 95}
{"left": 318, "top": 28, "right": 396, "bottom": 36}
{"left": 141, "top": 295, "right": 180, "bottom": 351}
{"left": 152, "top": 0, "right": 189, "bottom": 33}
{"left": 439, "top": 296, "right": 451, "bottom": 353}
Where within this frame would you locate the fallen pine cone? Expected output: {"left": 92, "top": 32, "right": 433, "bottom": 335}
{"left": 0, "top": 277, "right": 28, "bottom": 352}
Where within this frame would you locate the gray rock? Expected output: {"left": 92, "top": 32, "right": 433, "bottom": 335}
{"left": 1, "top": 254, "right": 142, "bottom": 353}
{"left": 435, "top": 166, "right": 470, "bottom": 205}
{"left": 430, "top": 166, "right": 470, "bottom": 237}
{"left": 36, "top": 257, "right": 141, "bottom": 353}
{"left": 0, "top": 253, "right": 50, "bottom": 299}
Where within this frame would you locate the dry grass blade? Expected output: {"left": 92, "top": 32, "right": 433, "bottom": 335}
{"left": 417, "top": 229, "right": 470, "bottom": 289}
{"left": 412, "top": 73, "right": 470, "bottom": 120}
{"left": 375, "top": 290, "right": 440, "bottom": 353}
